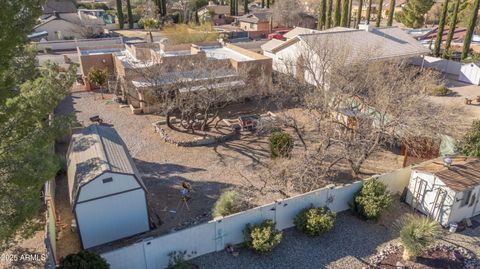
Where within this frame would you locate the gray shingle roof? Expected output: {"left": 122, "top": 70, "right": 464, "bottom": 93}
{"left": 42, "top": 0, "right": 77, "bottom": 14}
{"left": 67, "top": 125, "right": 144, "bottom": 205}
{"left": 237, "top": 11, "right": 272, "bottom": 23}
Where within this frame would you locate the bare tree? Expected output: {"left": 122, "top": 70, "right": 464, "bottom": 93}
{"left": 271, "top": 0, "right": 305, "bottom": 28}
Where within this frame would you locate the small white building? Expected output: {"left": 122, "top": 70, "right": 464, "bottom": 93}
{"left": 406, "top": 157, "right": 480, "bottom": 226}
{"left": 67, "top": 125, "right": 150, "bottom": 248}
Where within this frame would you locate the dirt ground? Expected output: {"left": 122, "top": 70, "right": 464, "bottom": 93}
{"left": 54, "top": 91, "right": 405, "bottom": 253}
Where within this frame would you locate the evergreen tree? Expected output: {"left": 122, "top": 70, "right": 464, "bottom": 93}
{"left": 356, "top": 0, "right": 364, "bottom": 27}
{"left": 318, "top": 0, "right": 326, "bottom": 30}
{"left": 375, "top": 0, "right": 384, "bottom": 27}
{"left": 366, "top": 0, "right": 373, "bottom": 24}
{"left": 326, "top": 0, "right": 333, "bottom": 28}
{"left": 126, "top": 0, "right": 134, "bottom": 28}
{"left": 443, "top": 0, "right": 461, "bottom": 58}
{"left": 161, "top": 0, "right": 167, "bottom": 16}
{"left": 262, "top": 0, "right": 265, "bottom": 8}
{"left": 433, "top": 0, "right": 449, "bottom": 57}
{"left": 267, "top": 0, "right": 271, "bottom": 8}
{"left": 348, "top": 0, "right": 353, "bottom": 27}
{"left": 395, "top": 0, "right": 433, "bottom": 28}
{"left": 341, "top": 0, "right": 349, "bottom": 26}
{"left": 244, "top": 0, "right": 249, "bottom": 14}
{"left": 116, "top": 0, "right": 124, "bottom": 29}
{"left": 334, "top": 0, "right": 342, "bottom": 26}
{"left": 461, "top": 0, "right": 480, "bottom": 60}
{"left": 387, "top": 0, "right": 395, "bottom": 26}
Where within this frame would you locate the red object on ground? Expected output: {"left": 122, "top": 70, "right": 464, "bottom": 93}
{"left": 268, "top": 30, "right": 290, "bottom": 40}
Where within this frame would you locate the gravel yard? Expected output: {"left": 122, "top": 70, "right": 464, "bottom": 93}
{"left": 192, "top": 201, "right": 480, "bottom": 269}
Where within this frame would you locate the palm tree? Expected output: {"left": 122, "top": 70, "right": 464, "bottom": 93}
{"left": 116, "top": 0, "right": 124, "bottom": 30}
{"left": 340, "top": 0, "right": 349, "bottom": 26}
{"left": 126, "top": 0, "right": 133, "bottom": 29}
{"left": 433, "top": 0, "right": 449, "bottom": 57}
{"left": 366, "top": 0, "right": 373, "bottom": 24}
{"left": 461, "top": 0, "right": 480, "bottom": 60}
{"left": 318, "top": 0, "right": 326, "bottom": 30}
{"left": 443, "top": 0, "right": 461, "bottom": 58}
{"left": 356, "top": 0, "right": 364, "bottom": 28}
{"left": 387, "top": 0, "right": 395, "bottom": 26}
{"left": 334, "top": 0, "right": 341, "bottom": 26}
{"left": 395, "top": 214, "right": 442, "bottom": 261}
{"left": 375, "top": 0, "right": 384, "bottom": 27}
{"left": 326, "top": 0, "right": 333, "bottom": 28}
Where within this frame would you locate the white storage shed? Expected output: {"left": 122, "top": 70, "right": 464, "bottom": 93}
{"left": 67, "top": 125, "right": 150, "bottom": 249}
{"left": 406, "top": 157, "right": 480, "bottom": 226}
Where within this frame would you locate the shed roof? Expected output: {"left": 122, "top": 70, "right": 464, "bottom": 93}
{"left": 67, "top": 125, "right": 144, "bottom": 204}
{"left": 414, "top": 157, "right": 480, "bottom": 192}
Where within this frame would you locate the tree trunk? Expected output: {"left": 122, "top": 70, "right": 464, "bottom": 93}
{"left": 387, "top": 0, "right": 395, "bottom": 26}
{"left": 340, "top": 0, "right": 349, "bottom": 27}
{"left": 356, "top": 0, "right": 363, "bottom": 28}
{"left": 366, "top": 0, "right": 372, "bottom": 24}
{"left": 126, "top": 0, "right": 134, "bottom": 29}
{"left": 433, "top": 0, "right": 449, "bottom": 57}
{"left": 116, "top": 0, "right": 124, "bottom": 30}
{"left": 318, "top": 0, "right": 326, "bottom": 30}
{"left": 443, "top": 0, "right": 460, "bottom": 58}
{"left": 375, "top": 0, "right": 383, "bottom": 27}
{"left": 461, "top": 0, "right": 479, "bottom": 60}
{"left": 334, "top": 0, "right": 341, "bottom": 26}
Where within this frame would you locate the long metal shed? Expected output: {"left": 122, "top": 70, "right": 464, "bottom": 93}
{"left": 67, "top": 124, "right": 150, "bottom": 249}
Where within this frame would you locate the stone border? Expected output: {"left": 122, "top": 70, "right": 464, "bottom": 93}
{"left": 153, "top": 122, "right": 240, "bottom": 147}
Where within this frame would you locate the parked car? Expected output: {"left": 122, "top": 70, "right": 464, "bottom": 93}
{"left": 268, "top": 30, "right": 289, "bottom": 40}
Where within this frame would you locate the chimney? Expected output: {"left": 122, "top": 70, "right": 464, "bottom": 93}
{"left": 358, "top": 24, "right": 373, "bottom": 32}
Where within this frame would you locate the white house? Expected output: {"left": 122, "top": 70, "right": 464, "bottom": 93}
{"left": 406, "top": 156, "right": 480, "bottom": 227}
{"left": 67, "top": 125, "right": 150, "bottom": 249}
{"left": 261, "top": 25, "right": 430, "bottom": 86}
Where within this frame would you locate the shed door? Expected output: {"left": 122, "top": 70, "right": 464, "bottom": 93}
{"left": 412, "top": 177, "right": 428, "bottom": 212}
{"left": 473, "top": 189, "right": 480, "bottom": 217}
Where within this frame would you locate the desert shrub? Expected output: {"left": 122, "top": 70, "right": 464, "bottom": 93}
{"left": 212, "top": 190, "right": 247, "bottom": 217}
{"left": 350, "top": 179, "right": 392, "bottom": 221}
{"left": 394, "top": 214, "right": 442, "bottom": 261}
{"left": 430, "top": 84, "right": 451, "bottom": 96}
{"left": 294, "top": 207, "right": 336, "bottom": 236}
{"left": 244, "top": 219, "right": 282, "bottom": 254}
{"left": 59, "top": 251, "right": 109, "bottom": 269}
{"left": 268, "top": 131, "right": 293, "bottom": 159}
{"left": 459, "top": 120, "right": 480, "bottom": 157}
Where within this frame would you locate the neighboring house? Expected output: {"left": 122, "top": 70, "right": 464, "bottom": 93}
{"left": 418, "top": 26, "right": 467, "bottom": 46}
{"left": 34, "top": 13, "right": 84, "bottom": 40}
{"left": 67, "top": 124, "right": 150, "bottom": 249}
{"left": 42, "top": 0, "right": 77, "bottom": 14}
{"left": 405, "top": 156, "right": 480, "bottom": 227}
{"left": 236, "top": 11, "right": 272, "bottom": 36}
{"left": 77, "top": 41, "right": 272, "bottom": 114}
{"left": 262, "top": 25, "right": 429, "bottom": 85}
{"left": 198, "top": 3, "right": 231, "bottom": 25}
{"left": 78, "top": 9, "right": 107, "bottom": 27}
{"left": 351, "top": 0, "right": 405, "bottom": 22}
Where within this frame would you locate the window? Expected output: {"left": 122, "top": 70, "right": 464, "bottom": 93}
{"left": 102, "top": 177, "right": 113, "bottom": 184}
{"left": 250, "top": 23, "right": 254, "bottom": 29}
{"left": 470, "top": 193, "right": 477, "bottom": 207}
{"left": 461, "top": 190, "right": 472, "bottom": 207}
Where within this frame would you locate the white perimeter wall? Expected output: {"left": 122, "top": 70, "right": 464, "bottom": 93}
{"left": 101, "top": 166, "right": 411, "bottom": 269}
{"left": 410, "top": 56, "right": 462, "bottom": 76}
{"left": 77, "top": 188, "right": 149, "bottom": 248}
{"left": 34, "top": 37, "right": 123, "bottom": 52}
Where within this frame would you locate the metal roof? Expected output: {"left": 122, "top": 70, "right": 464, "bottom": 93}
{"left": 414, "top": 157, "right": 480, "bottom": 192}
{"left": 67, "top": 125, "right": 144, "bottom": 205}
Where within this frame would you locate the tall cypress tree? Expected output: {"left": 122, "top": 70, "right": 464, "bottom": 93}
{"left": 244, "top": 0, "right": 249, "bottom": 14}
{"left": 230, "top": 0, "right": 234, "bottom": 15}
{"left": 348, "top": 0, "right": 353, "bottom": 27}
{"left": 161, "top": 0, "right": 167, "bottom": 16}
{"left": 356, "top": 0, "right": 363, "bottom": 27}
{"left": 366, "top": 0, "right": 373, "bottom": 24}
{"left": 375, "top": 0, "right": 384, "bottom": 27}
{"left": 326, "top": 0, "right": 333, "bottom": 28}
{"left": 318, "top": 0, "right": 326, "bottom": 30}
{"left": 116, "top": 0, "right": 124, "bottom": 30}
{"left": 126, "top": 0, "right": 133, "bottom": 28}
{"left": 267, "top": 0, "right": 271, "bottom": 8}
{"left": 443, "top": 0, "right": 460, "bottom": 58}
{"left": 334, "top": 0, "right": 341, "bottom": 26}
{"left": 340, "top": 0, "right": 349, "bottom": 26}
{"left": 387, "top": 0, "right": 395, "bottom": 26}
{"left": 461, "top": 0, "right": 480, "bottom": 60}
{"left": 433, "top": 0, "right": 449, "bottom": 57}
{"left": 262, "top": 0, "right": 265, "bottom": 8}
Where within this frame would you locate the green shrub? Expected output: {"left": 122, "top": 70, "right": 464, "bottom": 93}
{"left": 350, "top": 179, "right": 392, "bottom": 221}
{"left": 212, "top": 190, "right": 247, "bottom": 218}
{"left": 268, "top": 132, "right": 293, "bottom": 159}
{"left": 459, "top": 120, "right": 480, "bottom": 157}
{"left": 59, "top": 251, "right": 109, "bottom": 269}
{"left": 244, "top": 219, "right": 282, "bottom": 254}
{"left": 430, "top": 84, "right": 451, "bottom": 96}
{"left": 394, "top": 214, "right": 442, "bottom": 261}
{"left": 294, "top": 207, "right": 336, "bottom": 236}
